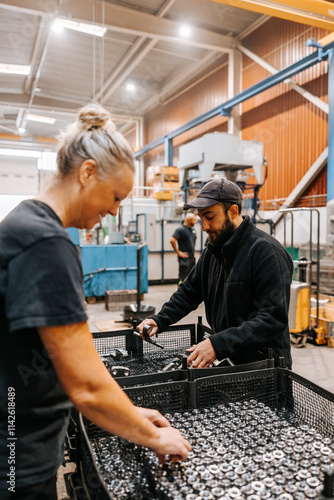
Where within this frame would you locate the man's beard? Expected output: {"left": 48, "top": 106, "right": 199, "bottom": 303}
{"left": 207, "top": 218, "right": 236, "bottom": 247}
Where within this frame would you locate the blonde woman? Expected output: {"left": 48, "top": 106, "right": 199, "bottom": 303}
{"left": 0, "top": 104, "right": 191, "bottom": 500}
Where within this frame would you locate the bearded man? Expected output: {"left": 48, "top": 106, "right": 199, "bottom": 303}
{"left": 138, "top": 178, "right": 293, "bottom": 369}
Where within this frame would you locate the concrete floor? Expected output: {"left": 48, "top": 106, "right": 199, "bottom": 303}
{"left": 57, "top": 283, "right": 334, "bottom": 499}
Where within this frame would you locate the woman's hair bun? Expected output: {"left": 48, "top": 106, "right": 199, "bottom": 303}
{"left": 77, "top": 103, "right": 116, "bottom": 132}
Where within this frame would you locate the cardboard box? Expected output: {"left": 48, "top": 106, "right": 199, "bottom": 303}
{"left": 105, "top": 290, "right": 143, "bottom": 311}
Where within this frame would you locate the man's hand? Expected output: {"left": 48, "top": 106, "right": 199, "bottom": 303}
{"left": 178, "top": 251, "right": 189, "bottom": 259}
{"left": 137, "top": 319, "right": 158, "bottom": 338}
{"left": 186, "top": 339, "right": 216, "bottom": 368}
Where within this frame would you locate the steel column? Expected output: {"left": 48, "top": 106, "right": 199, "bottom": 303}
{"left": 164, "top": 137, "right": 174, "bottom": 167}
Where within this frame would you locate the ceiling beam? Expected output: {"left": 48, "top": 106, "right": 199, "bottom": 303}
{"left": 95, "top": 0, "right": 203, "bottom": 104}
{"left": 65, "top": 2, "right": 234, "bottom": 53}
{"left": 271, "top": 148, "right": 328, "bottom": 225}
{"left": 320, "top": 32, "right": 334, "bottom": 46}
{"left": 0, "top": 0, "right": 234, "bottom": 53}
{"left": 236, "top": 14, "right": 271, "bottom": 40}
{"left": 151, "top": 44, "right": 202, "bottom": 61}
{"left": 0, "top": 94, "right": 142, "bottom": 122}
{"left": 136, "top": 52, "right": 222, "bottom": 115}
{"left": 23, "top": 17, "right": 47, "bottom": 93}
{"left": 209, "top": 0, "right": 334, "bottom": 31}
{"left": 97, "top": 38, "right": 158, "bottom": 103}
{"left": 236, "top": 42, "right": 329, "bottom": 114}
{"left": 0, "top": 133, "right": 58, "bottom": 146}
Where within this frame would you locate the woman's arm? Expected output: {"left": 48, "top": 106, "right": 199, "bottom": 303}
{"left": 38, "top": 321, "right": 191, "bottom": 461}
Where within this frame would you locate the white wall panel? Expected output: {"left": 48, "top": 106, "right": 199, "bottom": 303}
{"left": 0, "top": 194, "right": 31, "bottom": 222}
{"left": 0, "top": 157, "right": 38, "bottom": 195}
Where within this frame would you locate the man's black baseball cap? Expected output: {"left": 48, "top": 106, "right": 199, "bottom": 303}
{"left": 183, "top": 178, "right": 243, "bottom": 210}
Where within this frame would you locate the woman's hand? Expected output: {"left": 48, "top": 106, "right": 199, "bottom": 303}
{"left": 136, "top": 407, "right": 191, "bottom": 464}
{"left": 136, "top": 407, "right": 170, "bottom": 428}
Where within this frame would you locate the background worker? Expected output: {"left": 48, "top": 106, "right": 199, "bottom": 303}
{"left": 170, "top": 212, "right": 197, "bottom": 284}
{"left": 0, "top": 104, "right": 191, "bottom": 500}
{"left": 138, "top": 178, "right": 293, "bottom": 369}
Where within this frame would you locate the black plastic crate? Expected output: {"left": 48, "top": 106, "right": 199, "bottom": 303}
{"left": 92, "top": 324, "right": 196, "bottom": 378}
{"left": 77, "top": 367, "right": 334, "bottom": 500}
{"left": 65, "top": 324, "right": 266, "bottom": 471}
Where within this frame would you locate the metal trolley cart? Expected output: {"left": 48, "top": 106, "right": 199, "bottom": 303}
{"left": 75, "top": 363, "right": 334, "bottom": 500}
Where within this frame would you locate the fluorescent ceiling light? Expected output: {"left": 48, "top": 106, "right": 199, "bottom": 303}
{"left": 0, "top": 149, "right": 40, "bottom": 158}
{"left": 26, "top": 114, "right": 56, "bottom": 125}
{"left": 0, "top": 64, "right": 30, "bottom": 75}
{"left": 126, "top": 82, "right": 136, "bottom": 92}
{"left": 53, "top": 18, "right": 106, "bottom": 37}
{"left": 18, "top": 127, "right": 26, "bottom": 134}
{"left": 180, "top": 25, "right": 191, "bottom": 37}
{"left": 53, "top": 21, "right": 63, "bottom": 33}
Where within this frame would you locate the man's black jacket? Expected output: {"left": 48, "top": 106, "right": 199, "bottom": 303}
{"left": 151, "top": 216, "right": 293, "bottom": 368}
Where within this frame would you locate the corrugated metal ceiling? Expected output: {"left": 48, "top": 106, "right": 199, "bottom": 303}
{"left": 0, "top": 0, "right": 296, "bottom": 148}
{"left": 165, "top": 0, "right": 260, "bottom": 35}
{"left": 106, "top": 0, "right": 166, "bottom": 16}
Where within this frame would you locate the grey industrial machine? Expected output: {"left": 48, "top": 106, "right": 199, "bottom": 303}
{"left": 178, "top": 132, "right": 265, "bottom": 186}
{"left": 178, "top": 132, "right": 269, "bottom": 226}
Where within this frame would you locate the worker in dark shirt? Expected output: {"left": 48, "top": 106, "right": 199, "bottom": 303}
{"left": 170, "top": 213, "right": 197, "bottom": 284}
{"left": 0, "top": 103, "right": 191, "bottom": 500}
{"left": 138, "top": 178, "right": 293, "bottom": 369}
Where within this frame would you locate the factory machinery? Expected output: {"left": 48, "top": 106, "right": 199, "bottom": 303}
{"left": 282, "top": 208, "right": 334, "bottom": 348}
{"left": 70, "top": 132, "right": 268, "bottom": 299}
{"left": 76, "top": 131, "right": 334, "bottom": 348}
{"left": 64, "top": 320, "right": 334, "bottom": 500}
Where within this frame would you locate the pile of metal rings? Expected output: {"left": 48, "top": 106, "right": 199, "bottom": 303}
{"left": 91, "top": 399, "right": 334, "bottom": 499}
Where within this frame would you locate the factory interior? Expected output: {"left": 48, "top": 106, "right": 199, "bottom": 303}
{"left": 0, "top": 0, "right": 334, "bottom": 499}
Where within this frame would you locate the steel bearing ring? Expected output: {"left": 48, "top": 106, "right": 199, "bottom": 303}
{"left": 206, "top": 480, "right": 219, "bottom": 489}
{"left": 234, "top": 467, "right": 246, "bottom": 476}
{"left": 263, "top": 453, "right": 274, "bottom": 462}
{"left": 273, "top": 450, "right": 285, "bottom": 460}
{"left": 258, "top": 491, "right": 271, "bottom": 499}
{"left": 186, "top": 475, "right": 198, "bottom": 485}
{"left": 306, "top": 477, "right": 320, "bottom": 488}
{"left": 297, "top": 469, "right": 310, "bottom": 480}
{"left": 192, "top": 481, "right": 205, "bottom": 492}
{"left": 296, "top": 480, "right": 308, "bottom": 492}
{"left": 199, "top": 491, "right": 214, "bottom": 499}
{"left": 251, "top": 481, "right": 265, "bottom": 491}
{"left": 200, "top": 471, "right": 213, "bottom": 482}
{"left": 208, "top": 465, "right": 220, "bottom": 475}
{"left": 211, "top": 487, "right": 225, "bottom": 498}
{"left": 321, "top": 446, "right": 332, "bottom": 456}
{"left": 255, "top": 470, "right": 266, "bottom": 480}
{"left": 304, "top": 489, "right": 318, "bottom": 499}
{"left": 227, "top": 487, "right": 242, "bottom": 499}
{"left": 263, "top": 478, "right": 274, "bottom": 488}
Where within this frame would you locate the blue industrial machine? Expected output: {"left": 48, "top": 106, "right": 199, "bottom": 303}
{"left": 81, "top": 243, "right": 148, "bottom": 298}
